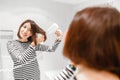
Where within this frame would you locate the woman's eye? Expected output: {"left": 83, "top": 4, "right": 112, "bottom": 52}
{"left": 23, "top": 26, "right": 27, "bottom": 28}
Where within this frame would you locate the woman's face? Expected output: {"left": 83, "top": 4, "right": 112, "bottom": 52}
{"left": 19, "top": 22, "right": 32, "bottom": 40}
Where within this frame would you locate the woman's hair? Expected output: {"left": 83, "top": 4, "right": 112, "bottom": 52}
{"left": 63, "top": 7, "right": 120, "bottom": 76}
{"left": 17, "top": 19, "right": 47, "bottom": 45}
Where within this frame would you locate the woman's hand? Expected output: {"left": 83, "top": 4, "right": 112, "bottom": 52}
{"left": 31, "top": 34, "right": 45, "bottom": 46}
{"left": 36, "top": 34, "right": 45, "bottom": 44}
{"left": 55, "top": 29, "right": 63, "bottom": 40}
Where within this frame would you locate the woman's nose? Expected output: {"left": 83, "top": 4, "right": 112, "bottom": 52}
{"left": 23, "top": 29, "right": 28, "bottom": 33}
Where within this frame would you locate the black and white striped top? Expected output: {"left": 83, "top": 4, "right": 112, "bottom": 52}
{"left": 7, "top": 40, "right": 61, "bottom": 80}
{"left": 54, "top": 64, "right": 77, "bottom": 80}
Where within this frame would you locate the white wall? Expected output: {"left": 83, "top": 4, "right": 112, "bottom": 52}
{"left": 0, "top": 31, "right": 14, "bottom": 80}
{"left": 72, "top": 0, "right": 120, "bottom": 16}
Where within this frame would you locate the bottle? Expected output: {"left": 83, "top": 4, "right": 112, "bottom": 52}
{"left": 46, "top": 23, "right": 59, "bottom": 35}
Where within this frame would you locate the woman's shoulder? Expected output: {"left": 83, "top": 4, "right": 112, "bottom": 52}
{"left": 7, "top": 40, "right": 18, "bottom": 45}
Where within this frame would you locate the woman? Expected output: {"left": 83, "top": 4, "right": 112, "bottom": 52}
{"left": 7, "top": 19, "right": 62, "bottom": 80}
{"left": 54, "top": 7, "right": 120, "bottom": 80}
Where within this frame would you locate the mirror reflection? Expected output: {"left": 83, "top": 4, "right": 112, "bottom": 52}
{"left": 0, "top": 3, "right": 67, "bottom": 80}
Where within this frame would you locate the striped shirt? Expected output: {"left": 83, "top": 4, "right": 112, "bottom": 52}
{"left": 7, "top": 40, "right": 61, "bottom": 80}
{"left": 54, "top": 64, "right": 77, "bottom": 80}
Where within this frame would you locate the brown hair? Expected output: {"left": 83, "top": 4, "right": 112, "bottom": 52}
{"left": 63, "top": 7, "right": 120, "bottom": 76}
{"left": 17, "top": 19, "right": 47, "bottom": 45}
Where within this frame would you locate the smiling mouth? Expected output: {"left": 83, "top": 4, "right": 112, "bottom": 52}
{"left": 21, "top": 33, "right": 27, "bottom": 37}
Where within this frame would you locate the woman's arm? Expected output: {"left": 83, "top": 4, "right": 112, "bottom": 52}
{"left": 35, "top": 40, "right": 61, "bottom": 52}
{"left": 35, "top": 29, "right": 62, "bottom": 52}
{"left": 7, "top": 41, "right": 36, "bottom": 64}
{"left": 54, "top": 64, "right": 77, "bottom": 80}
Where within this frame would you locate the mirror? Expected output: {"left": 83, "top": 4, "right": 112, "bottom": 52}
{"left": 0, "top": 6, "right": 67, "bottom": 80}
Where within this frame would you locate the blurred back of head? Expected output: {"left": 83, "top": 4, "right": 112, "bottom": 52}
{"left": 63, "top": 7, "right": 120, "bottom": 77}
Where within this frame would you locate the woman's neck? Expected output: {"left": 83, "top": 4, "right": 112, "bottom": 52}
{"left": 18, "top": 38, "right": 28, "bottom": 42}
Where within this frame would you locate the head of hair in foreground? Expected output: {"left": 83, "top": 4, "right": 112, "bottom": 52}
{"left": 63, "top": 6, "right": 120, "bottom": 77}
{"left": 17, "top": 19, "right": 47, "bottom": 45}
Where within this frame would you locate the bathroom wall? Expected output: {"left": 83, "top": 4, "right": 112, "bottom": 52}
{"left": 0, "top": 30, "right": 14, "bottom": 80}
